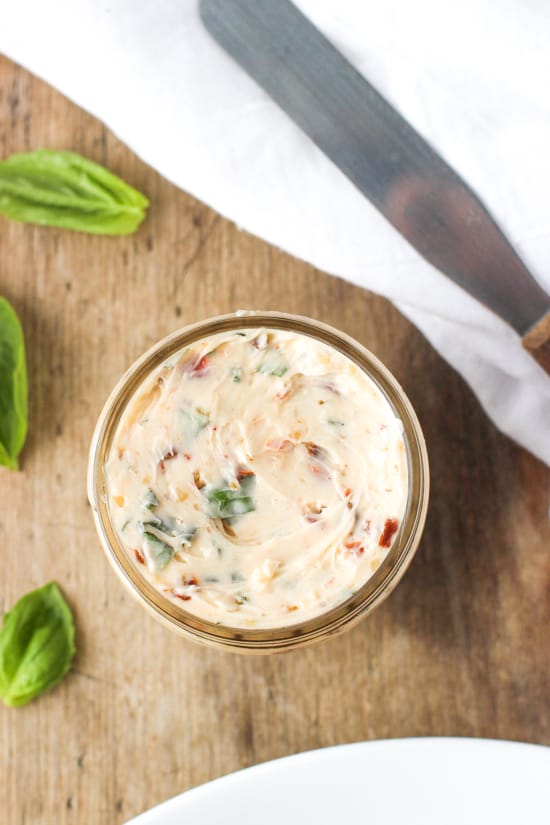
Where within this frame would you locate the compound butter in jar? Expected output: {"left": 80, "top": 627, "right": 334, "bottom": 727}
{"left": 89, "top": 314, "right": 428, "bottom": 652}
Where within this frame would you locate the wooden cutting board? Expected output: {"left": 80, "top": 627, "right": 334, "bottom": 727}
{"left": 0, "top": 54, "right": 548, "bottom": 825}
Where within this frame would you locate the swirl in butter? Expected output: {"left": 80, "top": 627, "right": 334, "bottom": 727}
{"left": 105, "top": 328, "right": 408, "bottom": 628}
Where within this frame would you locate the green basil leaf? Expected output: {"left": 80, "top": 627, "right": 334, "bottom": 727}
{"left": 141, "top": 488, "right": 159, "bottom": 510}
{"left": 207, "top": 479, "right": 256, "bottom": 520}
{"left": 0, "top": 582, "right": 75, "bottom": 708}
{"left": 143, "top": 532, "right": 174, "bottom": 570}
{"left": 180, "top": 407, "right": 210, "bottom": 439}
{"left": 256, "top": 350, "right": 288, "bottom": 377}
{"left": 0, "top": 297, "right": 28, "bottom": 471}
{"left": 0, "top": 150, "right": 149, "bottom": 235}
{"left": 141, "top": 515, "right": 196, "bottom": 545}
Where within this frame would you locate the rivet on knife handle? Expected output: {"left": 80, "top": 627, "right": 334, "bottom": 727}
{"left": 200, "top": 0, "right": 550, "bottom": 377}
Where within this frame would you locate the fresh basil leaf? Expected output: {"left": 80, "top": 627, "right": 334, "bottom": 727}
{"left": 141, "top": 488, "right": 159, "bottom": 510}
{"left": 207, "top": 481, "right": 255, "bottom": 519}
{"left": 238, "top": 474, "right": 255, "bottom": 495}
{"left": 142, "top": 518, "right": 196, "bottom": 546}
{"left": 256, "top": 350, "right": 288, "bottom": 377}
{"left": 180, "top": 407, "right": 209, "bottom": 438}
{"left": 174, "top": 526, "right": 197, "bottom": 546}
{"left": 0, "top": 297, "right": 28, "bottom": 471}
{"left": 143, "top": 532, "right": 174, "bottom": 570}
{"left": 0, "top": 582, "right": 75, "bottom": 708}
{"left": 0, "top": 150, "right": 148, "bottom": 235}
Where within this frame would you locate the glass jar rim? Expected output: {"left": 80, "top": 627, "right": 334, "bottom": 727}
{"left": 87, "top": 311, "right": 429, "bottom": 653}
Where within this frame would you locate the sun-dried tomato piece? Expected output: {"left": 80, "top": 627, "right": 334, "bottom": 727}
{"left": 159, "top": 447, "right": 178, "bottom": 472}
{"left": 344, "top": 540, "right": 365, "bottom": 557}
{"left": 237, "top": 467, "right": 256, "bottom": 481}
{"left": 379, "top": 518, "right": 399, "bottom": 548}
{"left": 265, "top": 438, "right": 294, "bottom": 452}
{"left": 252, "top": 332, "right": 268, "bottom": 350}
{"left": 309, "top": 462, "right": 331, "bottom": 480}
{"left": 193, "top": 470, "right": 205, "bottom": 489}
{"left": 191, "top": 355, "right": 209, "bottom": 376}
{"left": 275, "top": 385, "right": 292, "bottom": 401}
{"left": 304, "top": 441, "right": 323, "bottom": 458}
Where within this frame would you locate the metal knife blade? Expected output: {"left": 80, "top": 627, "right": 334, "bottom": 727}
{"left": 199, "top": 0, "right": 550, "bottom": 363}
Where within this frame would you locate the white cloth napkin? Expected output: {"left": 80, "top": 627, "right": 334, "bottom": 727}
{"left": 2, "top": 0, "right": 550, "bottom": 464}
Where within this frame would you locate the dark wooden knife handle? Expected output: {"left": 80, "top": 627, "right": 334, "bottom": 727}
{"left": 522, "top": 312, "right": 550, "bottom": 375}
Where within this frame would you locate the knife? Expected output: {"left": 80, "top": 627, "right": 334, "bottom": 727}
{"left": 199, "top": 0, "right": 550, "bottom": 375}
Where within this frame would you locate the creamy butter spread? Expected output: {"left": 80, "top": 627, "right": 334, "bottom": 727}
{"left": 105, "top": 328, "right": 408, "bottom": 628}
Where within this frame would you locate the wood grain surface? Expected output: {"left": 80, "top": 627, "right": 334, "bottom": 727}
{"left": 0, "top": 55, "right": 549, "bottom": 825}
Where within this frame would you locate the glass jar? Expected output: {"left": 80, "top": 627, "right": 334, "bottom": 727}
{"left": 87, "top": 311, "right": 429, "bottom": 653}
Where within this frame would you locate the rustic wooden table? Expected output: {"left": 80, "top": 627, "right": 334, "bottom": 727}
{"left": 0, "top": 55, "right": 549, "bottom": 825}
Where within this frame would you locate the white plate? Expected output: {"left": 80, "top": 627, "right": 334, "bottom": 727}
{"left": 127, "top": 738, "right": 549, "bottom": 824}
